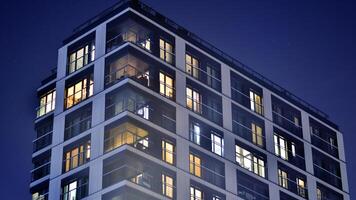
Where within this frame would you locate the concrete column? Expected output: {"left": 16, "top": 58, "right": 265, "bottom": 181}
{"left": 267, "top": 153, "right": 278, "bottom": 184}
{"left": 56, "top": 46, "right": 67, "bottom": 80}
{"left": 265, "top": 120, "right": 275, "bottom": 154}
{"left": 175, "top": 71, "right": 186, "bottom": 109}
{"left": 91, "top": 95, "right": 105, "bottom": 126}
{"left": 93, "top": 58, "right": 105, "bottom": 95}
{"left": 176, "top": 137, "right": 190, "bottom": 199}
{"left": 95, "top": 23, "right": 106, "bottom": 59}
{"left": 48, "top": 178, "right": 61, "bottom": 200}
{"left": 89, "top": 158, "right": 103, "bottom": 195}
{"left": 262, "top": 88, "right": 273, "bottom": 121}
{"left": 223, "top": 131, "right": 235, "bottom": 162}
{"left": 225, "top": 162, "right": 237, "bottom": 196}
{"left": 340, "top": 162, "right": 349, "bottom": 192}
{"left": 52, "top": 114, "right": 65, "bottom": 146}
{"left": 337, "top": 131, "right": 346, "bottom": 162}
{"left": 54, "top": 80, "right": 65, "bottom": 115}
{"left": 221, "top": 64, "right": 231, "bottom": 97}
{"left": 50, "top": 144, "right": 63, "bottom": 179}
{"left": 301, "top": 111, "right": 311, "bottom": 142}
{"left": 304, "top": 142, "right": 314, "bottom": 174}
{"left": 268, "top": 184, "right": 280, "bottom": 200}
{"left": 222, "top": 96, "right": 232, "bottom": 132}
{"left": 307, "top": 175, "right": 317, "bottom": 200}
{"left": 175, "top": 36, "right": 185, "bottom": 71}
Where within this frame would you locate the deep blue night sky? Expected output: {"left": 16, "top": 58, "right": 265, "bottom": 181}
{"left": 0, "top": 0, "right": 355, "bottom": 199}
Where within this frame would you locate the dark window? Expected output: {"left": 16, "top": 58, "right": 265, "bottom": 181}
{"left": 272, "top": 95, "right": 302, "bottom": 137}
{"left": 236, "top": 170, "right": 269, "bottom": 200}
{"left": 313, "top": 149, "right": 342, "bottom": 189}
{"left": 310, "top": 117, "right": 338, "bottom": 158}
{"left": 31, "top": 151, "right": 51, "bottom": 182}
{"left": 33, "top": 117, "right": 53, "bottom": 152}
{"left": 64, "top": 103, "right": 92, "bottom": 140}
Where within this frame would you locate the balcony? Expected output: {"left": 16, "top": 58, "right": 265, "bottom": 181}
{"left": 103, "top": 164, "right": 175, "bottom": 199}
{"left": 107, "top": 28, "right": 152, "bottom": 54}
{"left": 314, "top": 164, "right": 342, "bottom": 190}
{"left": 273, "top": 111, "right": 303, "bottom": 138}
{"left": 64, "top": 116, "right": 92, "bottom": 140}
{"left": 33, "top": 131, "right": 52, "bottom": 152}
{"left": 233, "top": 120, "right": 265, "bottom": 149}
{"left": 186, "top": 95, "right": 222, "bottom": 126}
{"left": 278, "top": 175, "right": 308, "bottom": 199}
{"left": 31, "top": 162, "right": 50, "bottom": 182}
{"left": 105, "top": 86, "right": 176, "bottom": 133}
{"left": 237, "top": 183, "right": 269, "bottom": 200}
{"left": 231, "top": 87, "right": 264, "bottom": 116}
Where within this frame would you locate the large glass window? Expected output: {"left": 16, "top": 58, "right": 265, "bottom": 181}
{"left": 161, "top": 174, "right": 174, "bottom": 199}
{"left": 68, "top": 41, "right": 95, "bottom": 74}
{"left": 186, "top": 87, "right": 202, "bottom": 114}
{"left": 235, "top": 145, "right": 265, "bottom": 178}
{"left": 64, "top": 141, "right": 91, "bottom": 172}
{"left": 190, "top": 186, "right": 202, "bottom": 200}
{"left": 37, "top": 90, "right": 56, "bottom": 117}
{"left": 191, "top": 122, "right": 201, "bottom": 145}
{"left": 296, "top": 178, "right": 306, "bottom": 198}
{"left": 186, "top": 54, "right": 199, "bottom": 78}
{"left": 159, "top": 72, "right": 174, "bottom": 99}
{"left": 250, "top": 90, "right": 263, "bottom": 115}
{"left": 189, "top": 154, "right": 201, "bottom": 177}
{"left": 104, "top": 122, "right": 148, "bottom": 152}
{"left": 65, "top": 76, "right": 93, "bottom": 109}
{"left": 251, "top": 123, "right": 263, "bottom": 147}
{"left": 211, "top": 133, "right": 223, "bottom": 156}
{"left": 274, "top": 134, "right": 295, "bottom": 160}
{"left": 162, "top": 140, "right": 174, "bottom": 165}
{"left": 160, "top": 38, "right": 174, "bottom": 64}
{"left": 278, "top": 169, "right": 288, "bottom": 189}
{"left": 62, "top": 177, "right": 88, "bottom": 200}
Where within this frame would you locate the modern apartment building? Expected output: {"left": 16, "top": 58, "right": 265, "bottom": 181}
{"left": 30, "top": 0, "right": 350, "bottom": 200}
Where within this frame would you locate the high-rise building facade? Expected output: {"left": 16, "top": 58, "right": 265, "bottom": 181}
{"left": 30, "top": 1, "right": 350, "bottom": 200}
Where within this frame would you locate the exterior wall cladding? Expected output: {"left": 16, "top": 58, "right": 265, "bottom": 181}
{"left": 30, "top": 1, "right": 350, "bottom": 200}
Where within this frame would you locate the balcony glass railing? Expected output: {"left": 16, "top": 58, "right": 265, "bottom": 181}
{"left": 33, "top": 131, "right": 53, "bottom": 152}
{"left": 232, "top": 120, "right": 265, "bottom": 148}
{"left": 31, "top": 162, "right": 50, "bottom": 182}
{"left": 106, "top": 30, "right": 152, "bottom": 53}
{"left": 186, "top": 96, "right": 222, "bottom": 125}
{"left": 311, "top": 133, "right": 338, "bottom": 158}
{"left": 64, "top": 116, "right": 92, "bottom": 140}
{"left": 272, "top": 111, "right": 302, "bottom": 137}
{"left": 105, "top": 98, "right": 176, "bottom": 133}
{"left": 189, "top": 160, "right": 225, "bottom": 189}
{"left": 186, "top": 64, "right": 221, "bottom": 92}
{"left": 274, "top": 144, "right": 305, "bottom": 170}
{"left": 103, "top": 164, "right": 175, "bottom": 198}
{"left": 231, "top": 87, "right": 264, "bottom": 116}
{"left": 314, "top": 164, "right": 342, "bottom": 189}
{"left": 237, "top": 183, "right": 269, "bottom": 200}
{"left": 278, "top": 175, "right": 308, "bottom": 199}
